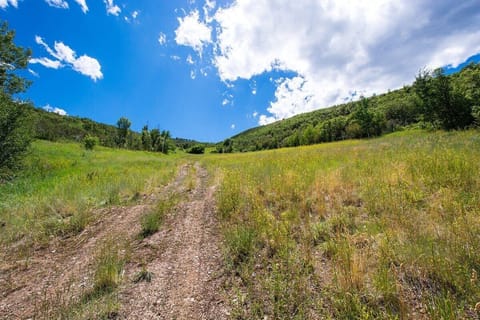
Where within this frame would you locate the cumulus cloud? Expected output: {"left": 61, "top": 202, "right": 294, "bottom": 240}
{"left": 45, "top": 0, "right": 68, "bottom": 9}
{"left": 73, "top": 0, "right": 88, "bottom": 13}
{"left": 43, "top": 104, "right": 68, "bottom": 116}
{"left": 175, "top": 10, "right": 212, "bottom": 55}
{"left": 0, "top": 0, "right": 17, "bottom": 9}
{"left": 104, "top": 0, "right": 120, "bottom": 16}
{"left": 31, "top": 36, "right": 103, "bottom": 81}
{"left": 176, "top": 0, "right": 480, "bottom": 125}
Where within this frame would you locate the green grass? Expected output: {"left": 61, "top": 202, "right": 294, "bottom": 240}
{"left": 0, "top": 140, "right": 182, "bottom": 248}
{"left": 140, "top": 195, "right": 178, "bottom": 238}
{"left": 202, "top": 129, "right": 480, "bottom": 319}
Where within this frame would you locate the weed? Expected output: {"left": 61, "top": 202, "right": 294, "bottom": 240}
{"left": 93, "top": 236, "right": 130, "bottom": 293}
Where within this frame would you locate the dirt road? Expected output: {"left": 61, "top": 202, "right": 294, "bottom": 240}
{"left": 0, "top": 162, "right": 228, "bottom": 319}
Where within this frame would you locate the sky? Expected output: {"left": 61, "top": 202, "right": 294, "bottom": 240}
{"left": 1, "top": 0, "right": 480, "bottom": 142}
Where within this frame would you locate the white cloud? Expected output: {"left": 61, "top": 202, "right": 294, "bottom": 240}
{"left": 230, "top": 124, "right": 235, "bottom": 129}
{"left": 252, "top": 111, "right": 258, "bottom": 118}
{"left": 73, "top": 0, "right": 88, "bottom": 13}
{"left": 175, "top": 10, "right": 212, "bottom": 55}
{"left": 221, "top": 98, "right": 229, "bottom": 106}
{"left": 32, "top": 36, "right": 102, "bottom": 81}
{"left": 45, "top": 0, "right": 68, "bottom": 9}
{"left": 186, "top": 54, "right": 195, "bottom": 64}
{"left": 132, "top": 10, "right": 139, "bottom": 19}
{"left": 72, "top": 55, "right": 103, "bottom": 80}
{"left": 28, "top": 69, "right": 39, "bottom": 77}
{"left": 43, "top": 104, "right": 68, "bottom": 116}
{"left": 190, "top": 70, "right": 196, "bottom": 79}
{"left": 158, "top": 33, "right": 167, "bottom": 45}
{"left": 0, "top": 0, "right": 18, "bottom": 9}
{"left": 29, "top": 57, "right": 63, "bottom": 69}
{"left": 170, "top": 55, "right": 181, "bottom": 61}
{"left": 104, "top": 0, "right": 120, "bottom": 16}
{"left": 205, "top": 0, "right": 480, "bottom": 124}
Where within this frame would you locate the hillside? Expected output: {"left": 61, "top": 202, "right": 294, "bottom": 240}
{"left": 26, "top": 105, "right": 206, "bottom": 150}
{"left": 220, "top": 63, "right": 480, "bottom": 152}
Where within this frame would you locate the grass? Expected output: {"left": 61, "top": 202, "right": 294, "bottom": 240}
{"left": 3, "top": 130, "right": 480, "bottom": 319}
{"left": 34, "top": 235, "right": 131, "bottom": 319}
{"left": 140, "top": 195, "right": 178, "bottom": 238}
{"left": 202, "top": 129, "right": 480, "bottom": 319}
{"left": 0, "top": 140, "right": 182, "bottom": 249}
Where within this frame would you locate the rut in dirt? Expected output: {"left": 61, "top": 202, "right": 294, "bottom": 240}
{"left": 119, "top": 162, "right": 229, "bottom": 320}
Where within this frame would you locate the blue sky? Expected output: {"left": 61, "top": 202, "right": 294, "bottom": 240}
{"left": 1, "top": 0, "right": 479, "bottom": 142}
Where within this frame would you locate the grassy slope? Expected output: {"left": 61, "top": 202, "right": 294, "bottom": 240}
{"left": 203, "top": 129, "right": 480, "bottom": 319}
{"left": 0, "top": 140, "right": 183, "bottom": 246}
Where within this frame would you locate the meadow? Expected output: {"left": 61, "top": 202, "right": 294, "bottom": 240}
{"left": 1, "top": 130, "right": 479, "bottom": 319}
{"left": 203, "top": 129, "right": 480, "bottom": 319}
{"left": 0, "top": 140, "right": 182, "bottom": 250}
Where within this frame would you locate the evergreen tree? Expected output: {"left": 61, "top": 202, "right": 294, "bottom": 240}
{"left": 0, "top": 21, "right": 33, "bottom": 177}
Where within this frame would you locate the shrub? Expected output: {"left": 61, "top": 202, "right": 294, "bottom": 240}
{"left": 187, "top": 144, "right": 205, "bottom": 154}
{"left": 83, "top": 135, "right": 99, "bottom": 150}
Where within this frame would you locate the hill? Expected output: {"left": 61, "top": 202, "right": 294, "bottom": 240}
{"left": 26, "top": 105, "right": 206, "bottom": 150}
{"left": 219, "top": 63, "right": 480, "bottom": 152}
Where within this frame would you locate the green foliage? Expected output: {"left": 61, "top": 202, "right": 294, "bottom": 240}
{"left": 0, "top": 95, "right": 32, "bottom": 177}
{"left": 472, "top": 106, "right": 480, "bottom": 127}
{"left": 187, "top": 144, "right": 205, "bottom": 154}
{"left": 220, "top": 63, "right": 480, "bottom": 152}
{"left": 0, "top": 21, "right": 32, "bottom": 95}
{"left": 141, "top": 125, "right": 152, "bottom": 151}
{"left": 115, "top": 116, "right": 131, "bottom": 148}
{"left": 83, "top": 134, "right": 99, "bottom": 150}
{"left": 413, "top": 68, "right": 474, "bottom": 129}
{"left": 0, "top": 22, "right": 33, "bottom": 177}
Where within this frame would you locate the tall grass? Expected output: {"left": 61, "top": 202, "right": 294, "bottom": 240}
{"left": 0, "top": 140, "right": 182, "bottom": 248}
{"left": 203, "top": 130, "right": 480, "bottom": 319}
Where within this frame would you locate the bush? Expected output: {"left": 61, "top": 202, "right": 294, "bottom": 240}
{"left": 187, "top": 144, "right": 205, "bottom": 154}
{"left": 83, "top": 134, "right": 99, "bottom": 150}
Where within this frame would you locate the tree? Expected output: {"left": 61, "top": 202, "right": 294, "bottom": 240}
{"left": 160, "top": 130, "right": 171, "bottom": 154}
{"left": 0, "top": 22, "right": 32, "bottom": 95}
{"left": 413, "top": 68, "right": 473, "bottom": 129}
{"left": 0, "top": 22, "right": 33, "bottom": 177}
{"left": 116, "top": 116, "right": 131, "bottom": 148}
{"left": 141, "top": 125, "right": 152, "bottom": 151}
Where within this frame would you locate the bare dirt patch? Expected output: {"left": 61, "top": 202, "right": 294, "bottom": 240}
{"left": 119, "top": 163, "right": 229, "bottom": 320}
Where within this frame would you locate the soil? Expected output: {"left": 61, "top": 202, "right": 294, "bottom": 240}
{"left": 0, "top": 162, "right": 229, "bottom": 320}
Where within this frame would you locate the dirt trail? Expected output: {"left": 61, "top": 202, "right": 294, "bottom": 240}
{"left": 0, "top": 162, "right": 227, "bottom": 319}
{"left": 119, "top": 163, "right": 228, "bottom": 320}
